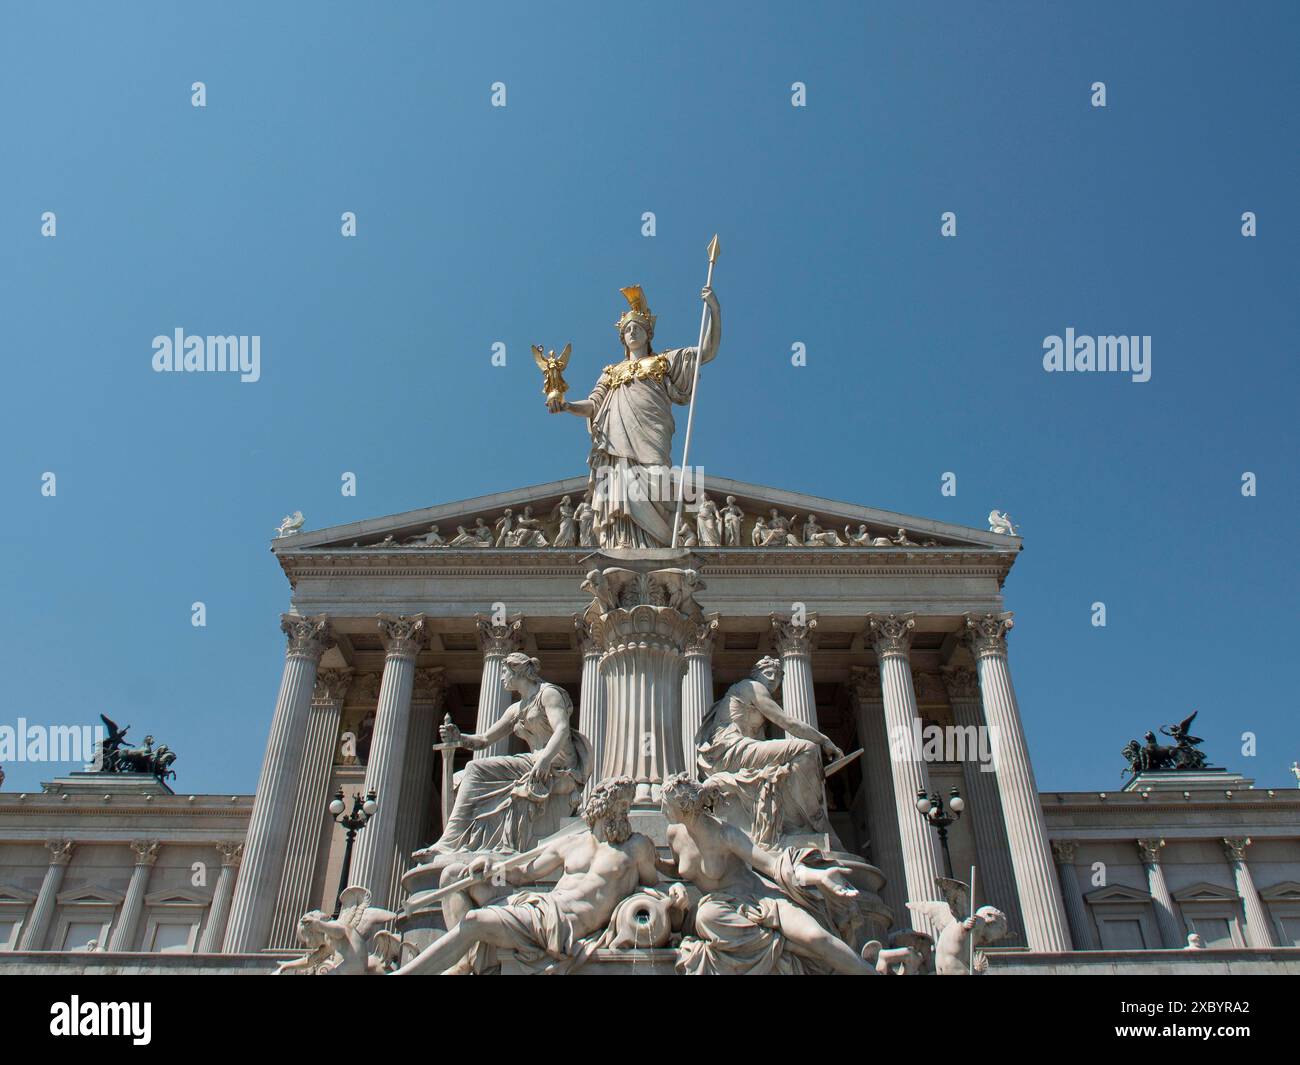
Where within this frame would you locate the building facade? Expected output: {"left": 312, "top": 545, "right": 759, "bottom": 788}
{"left": 1, "top": 475, "right": 1296, "bottom": 972}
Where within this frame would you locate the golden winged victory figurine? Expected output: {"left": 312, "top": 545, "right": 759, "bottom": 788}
{"left": 532, "top": 343, "right": 572, "bottom": 407}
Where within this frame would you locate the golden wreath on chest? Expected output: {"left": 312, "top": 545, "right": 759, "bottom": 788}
{"left": 600, "top": 353, "right": 670, "bottom": 390}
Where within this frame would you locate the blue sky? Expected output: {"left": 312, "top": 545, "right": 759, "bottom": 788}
{"left": 1, "top": 1, "right": 1296, "bottom": 794}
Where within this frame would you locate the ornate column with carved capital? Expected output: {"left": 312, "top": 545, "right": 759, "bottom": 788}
{"left": 587, "top": 562, "right": 704, "bottom": 804}
{"left": 681, "top": 614, "right": 721, "bottom": 772}
{"left": 350, "top": 614, "right": 425, "bottom": 908}
{"left": 224, "top": 614, "right": 333, "bottom": 953}
{"left": 770, "top": 612, "right": 818, "bottom": 729}
{"left": 1223, "top": 837, "right": 1276, "bottom": 947}
{"left": 198, "top": 842, "right": 243, "bottom": 952}
{"left": 964, "top": 612, "right": 1071, "bottom": 952}
{"left": 575, "top": 615, "right": 607, "bottom": 787}
{"left": 942, "top": 664, "right": 1024, "bottom": 943}
{"left": 849, "top": 665, "right": 907, "bottom": 928}
{"left": 108, "top": 840, "right": 160, "bottom": 950}
{"left": 1136, "top": 838, "right": 1184, "bottom": 948}
{"left": 474, "top": 614, "right": 525, "bottom": 758}
{"left": 865, "top": 613, "right": 942, "bottom": 929}
{"left": 391, "top": 667, "right": 447, "bottom": 902}
{"left": 18, "top": 840, "right": 74, "bottom": 950}
{"left": 1051, "top": 840, "right": 1099, "bottom": 950}
{"left": 268, "top": 667, "right": 352, "bottom": 947}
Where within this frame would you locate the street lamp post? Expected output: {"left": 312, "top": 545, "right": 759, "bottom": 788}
{"left": 915, "top": 786, "right": 965, "bottom": 879}
{"left": 328, "top": 787, "right": 377, "bottom": 918}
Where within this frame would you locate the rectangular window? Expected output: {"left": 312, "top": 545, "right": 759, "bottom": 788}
{"left": 149, "top": 921, "right": 195, "bottom": 953}
{"left": 61, "top": 921, "right": 105, "bottom": 951}
{"left": 1098, "top": 918, "right": 1146, "bottom": 950}
{"left": 1187, "top": 916, "right": 1234, "bottom": 949}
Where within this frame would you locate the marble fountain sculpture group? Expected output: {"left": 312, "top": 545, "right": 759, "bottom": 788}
{"left": 277, "top": 276, "right": 1008, "bottom": 975}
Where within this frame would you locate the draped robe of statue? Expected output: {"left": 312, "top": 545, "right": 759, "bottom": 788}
{"left": 585, "top": 347, "right": 701, "bottom": 549}
{"left": 695, "top": 681, "right": 834, "bottom": 842}
{"left": 426, "top": 683, "right": 592, "bottom": 856}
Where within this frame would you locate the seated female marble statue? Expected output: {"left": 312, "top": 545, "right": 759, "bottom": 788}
{"left": 694, "top": 656, "right": 843, "bottom": 842}
{"left": 418, "top": 652, "right": 591, "bottom": 858}
{"left": 659, "top": 773, "right": 873, "bottom": 975}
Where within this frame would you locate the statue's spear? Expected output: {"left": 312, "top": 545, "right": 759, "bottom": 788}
{"left": 670, "top": 233, "right": 721, "bottom": 549}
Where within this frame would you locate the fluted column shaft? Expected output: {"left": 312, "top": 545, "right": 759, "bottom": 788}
{"left": 965, "top": 613, "right": 1072, "bottom": 952}
{"left": 350, "top": 614, "right": 424, "bottom": 908}
{"left": 224, "top": 614, "right": 332, "bottom": 953}
{"left": 576, "top": 617, "right": 608, "bottom": 787}
{"left": 1224, "top": 838, "right": 1276, "bottom": 948}
{"left": 391, "top": 668, "right": 446, "bottom": 905}
{"left": 198, "top": 843, "right": 243, "bottom": 952}
{"left": 108, "top": 840, "right": 159, "bottom": 951}
{"left": 771, "top": 613, "right": 818, "bottom": 729}
{"left": 18, "top": 840, "right": 74, "bottom": 950}
{"left": 1137, "top": 839, "right": 1184, "bottom": 948}
{"left": 849, "top": 667, "right": 907, "bottom": 930}
{"left": 681, "top": 616, "right": 720, "bottom": 776}
{"left": 474, "top": 615, "right": 524, "bottom": 758}
{"left": 1051, "top": 840, "right": 1099, "bottom": 950}
{"left": 943, "top": 666, "right": 1025, "bottom": 942}
{"left": 268, "top": 669, "right": 352, "bottom": 947}
{"left": 866, "top": 614, "right": 943, "bottom": 931}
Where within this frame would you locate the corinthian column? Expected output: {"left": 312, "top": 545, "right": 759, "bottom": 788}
{"left": 849, "top": 665, "right": 907, "bottom": 929}
{"left": 474, "top": 614, "right": 525, "bottom": 757}
{"left": 681, "top": 615, "right": 721, "bottom": 773}
{"left": 964, "top": 612, "right": 1071, "bottom": 952}
{"left": 575, "top": 616, "right": 608, "bottom": 786}
{"left": 771, "top": 612, "right": 818, "bottom": 729}
{"left": 349, "top": 614, "right": 425, "bottom": 909}
{"left": 1137, "top": 839, "right": 1184, "bottom": 948}
{"left": 268, "top": 668, "right": 352, "bottom": 947}
{"left": 198, "top": 842, "right": 243, "bottom": 952}
{"left": 391, "top": 667, "right": 446, "bottom": 900}
{"left": 224, "top": 614, "right": 332, "bottom": 953}
{"left": 866, "top": 613, "right": 943, "bottom": 928}
{"left": 18, "top": 840, "right": 74, "bottom": 950}
{"left": 1223, "top": 837, "right": 1277, "bottom": 948}
{"left": 107, "top": 840, "right": 159, "bottom": 951}
{"left": 942, "top": 664, "right": 1024, "bottom": 942}
{"left": 590, "top": 563, "right": 701, "bottom": 804}
{"left": 1051, "top": 840, "right": 1099, "bottom": 951}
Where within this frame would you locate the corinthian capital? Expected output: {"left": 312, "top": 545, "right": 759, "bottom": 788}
{"left": 964, "top": 612, "right": 1014, "bottom": 658}
{"left": 281, "top": 614, "right": 333, "bottom": 660}
{"left": 848, "top": 665, "right": 881, "bottom": 706}
{"left": 413, "top": 667, "right": 447, "bottom": 705}
{"left": 686, "top": 614, "right": 721, "bottom": 656}
{"left": 1222, "top": 837, "right": 1252, "bottom": 863}
{"left": 216, "top": 841, "right": 244, "bottom": 867}
{"left": 941, "top": 665, "right": 980, "bottom": 701}
{"left": 1051, "top": 839, "right": 1078, "bottom": 864}
{"left": 377, "top": 613, "right": 426, "bottom": 657}
{"left": 313, "top": 668, "right": 354, "bottom": 704}
{"left": 1136, "top": 838, "right": 1165, "bottom": 865}
{"left": 475, "top": 613, "right": 525, "bottom": 656}
{"left": 47, "top": 839, "right": 75, "bottom": 866}
{"left": 866, "top": 613, "right": 915, "bottom": 658}
{"left": 131, "top": 839, "right": 161, "bottom": 866}
{"left": 770, "top": 612, "right": 817, "bottom": 656}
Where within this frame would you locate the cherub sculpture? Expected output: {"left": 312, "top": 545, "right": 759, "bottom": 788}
{"left": 274, "top": 886, "right": 398, "bottom": 975}
{"left": 532, "top": 343, "right": 572, "bottom": 407}
{"left": 906, "top": 877, "right": 1008, "bottom": 975}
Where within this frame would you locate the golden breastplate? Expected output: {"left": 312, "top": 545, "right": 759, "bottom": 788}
{"left": 600, "top": 354, "right": 669, "bottom": 390}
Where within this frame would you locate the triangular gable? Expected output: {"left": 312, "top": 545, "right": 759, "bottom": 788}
{"left": 0, "top": 884, "right": 37, "bottom": 904}
{"left": 56, "top": 884, "right": 125, "bottom": 906}
{"left": 1259, "top": 881, "right": 1300, "bottom": 901}
{"left": 1085, "top": 884, "right": 1152, "bottom": 904}
{"left": 274, "top": 473, "right": 1020, "bottom": 553}
{"left": 144, "top": 887, "right": 208, "bottom": 906}
{"left": 1172, "top": 882, "right": 1240, "bottom": 903}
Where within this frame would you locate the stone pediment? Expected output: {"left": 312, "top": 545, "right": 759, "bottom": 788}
{"left": 272, "top": 474, "right": 1020, "bottom": 557}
